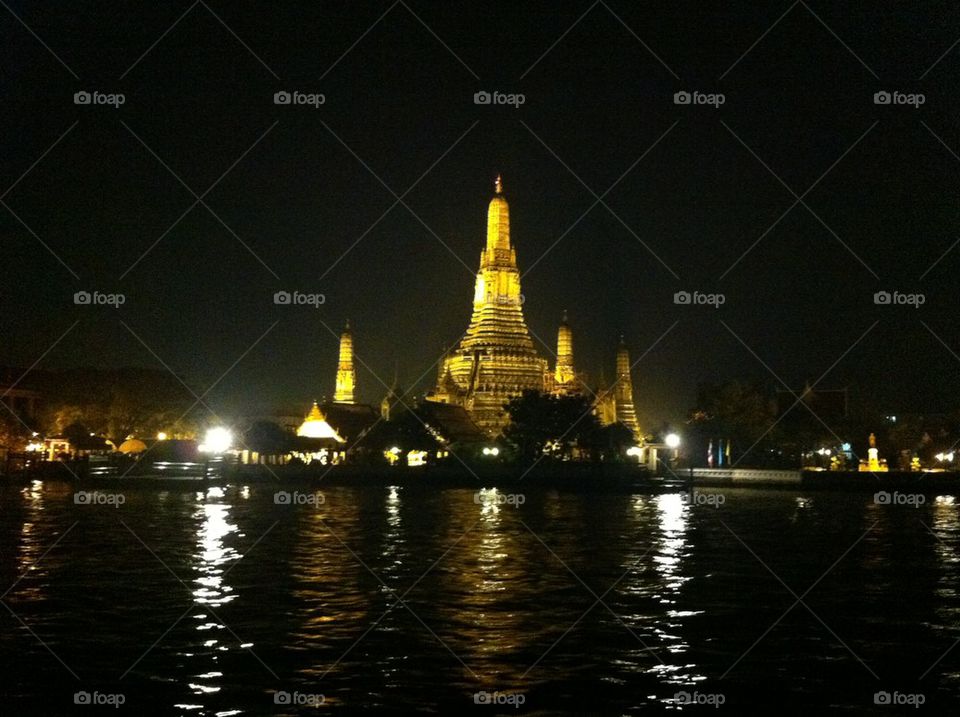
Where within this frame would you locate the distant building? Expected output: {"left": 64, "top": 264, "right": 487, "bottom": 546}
{"left": 426, "top": 176, "right": 549, "bottom": 434}
{"left": 593, "top": 337, "right": 642, "bottom": 440}
{"left": 426, "top": 177, "right": 644, "bottom": 440}
{"left": 0, "top": 368, "right": 41, "bottom": 426}
{"left": 333, "top": 321, "right": 356, "bottom": 404}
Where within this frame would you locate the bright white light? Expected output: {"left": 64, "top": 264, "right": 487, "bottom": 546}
{"left": 626, "top": 446, "right": 642, "bottom": 457}
{"left": 482, "top": 446, "right": 500, "bottom": 456}
{"left": 157, "top": 431, "right": 168, "bottom": 441}
{"left": 665, "top": 433, "right": 681, "bottom": 449}
{"left": 200, "top": 427, "right": 233, "bottom": 454}
{"left": 407, "top": 450, "right": 427, "bottom": 467}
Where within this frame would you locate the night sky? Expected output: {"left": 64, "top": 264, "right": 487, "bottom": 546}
{"left": 3, "top": 1, "right": 960, "bottom": 426}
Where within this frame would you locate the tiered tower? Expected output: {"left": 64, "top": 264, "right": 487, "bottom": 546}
{"left": 428, "top": 176, "right": 548, "bottom": 434}
{"left": 613, "top": 336, "right": 640, "bottom": 437}
{"left": 554, "top": 310, "right": 575, "bottom": 389}
{"left": 333, "top": 320, "right": 355, "bottom": 404}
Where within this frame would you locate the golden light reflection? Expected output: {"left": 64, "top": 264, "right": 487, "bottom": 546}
{"left": 930, "top": 495, "right": 960, "bottom": 642}
{"left": 430, "top": 489, "right": 528, "bottom": 681}
{"left": 628, "top": 494, "right": 706, "bottom": 687}
{"left": 13, "top": 480, "right": 49, "bottom": 603}
{"left": 186, "top": 488, "right": 241, "bottom": 700}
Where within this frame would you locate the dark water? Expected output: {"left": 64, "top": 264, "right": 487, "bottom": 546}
{"left": 1, "top": 481, "right": 958, "bottom": 714}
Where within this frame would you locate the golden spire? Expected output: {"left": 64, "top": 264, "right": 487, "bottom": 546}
{"left": 485, "top": 175, "right": 511, "bottom": 254}
{"left": 334, "top": 320, "right": 355, "bottom": 404}
{"left": 306, "top": 400, "right": 325, "bottom": 421}
{"left": 555, "top": 310, "right": 574, "bottom": 385}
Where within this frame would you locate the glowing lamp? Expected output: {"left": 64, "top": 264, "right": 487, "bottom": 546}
{"left": 200, "top": 427, "right": 233, "bottom": 453}
{"left": 665, "top": 433, "right": 681, "bottom": 449}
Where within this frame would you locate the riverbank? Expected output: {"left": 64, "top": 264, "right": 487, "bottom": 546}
{"left": 6, "top": 461, "right": 960, "bottom": 493}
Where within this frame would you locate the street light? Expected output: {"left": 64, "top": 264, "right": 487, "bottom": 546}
{"left": 199, "top": 427, "right": 233, "bottom": 453}
{"left": 665, "top": 433, "right": 681, "bottom": 449}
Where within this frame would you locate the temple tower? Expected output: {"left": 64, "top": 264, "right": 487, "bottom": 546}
{"left": 427, "top": 176, "right": 548, "bottom": 434}
{"left": 554, "top": 310, "right": 575, "bottom": 387}
{"left": 614, "top": 336, "right": 640, "bottom": 437}
{"left": 333, "top": 320, "right": 356, "bottom": 404}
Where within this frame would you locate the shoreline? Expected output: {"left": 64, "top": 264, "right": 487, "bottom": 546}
{"left": 5, "top": 462, "right": 960, "bottom": 493}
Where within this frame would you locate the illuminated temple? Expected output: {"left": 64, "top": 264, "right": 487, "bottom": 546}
{"left": 426, "top": 177, "right": 643, "bottom": 439}
{"left": 427, "top": 176, "right": 549, "bottom": 433}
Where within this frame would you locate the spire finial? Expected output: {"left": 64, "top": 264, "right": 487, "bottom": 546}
{"left": 344, "top": 319, "right": 351, "bottom": 332}
{"left": 562, "top": 309, "right": 569, "bottom": 323}
{"left": 494, "top": 174, "right": 502, "bottom": 194}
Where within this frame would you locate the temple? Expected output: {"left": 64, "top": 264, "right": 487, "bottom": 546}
{"left": 333, "top": 320, "right": 355, "bottom": 404}
{"left": 426, "top": 176, "right": 549, "bottom": 433}
{"left": 594, "top": 337, "right": 641, "bottom": 437}
{"left": 293, "top": 178, "right": 645, "bottom": 445}
{"left": 426, "top": 177, "right": 643, "bottom": 440}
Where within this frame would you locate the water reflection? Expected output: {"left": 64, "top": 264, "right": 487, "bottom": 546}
{"left": 184, "top": 486, "right": 241, "bottom": 703}
{"left": 435, "top": 488, "right": 530, "bottom": 686}
{"left": 931, "top": 496, "right": 960, "bottom": 618}
{"left": 14, "top": 481, "right": 46, "bottom": 603}
{"left": 6, "top": 484, "right": 960, "bottom": 712}
{"left": 638, "top": 494, "right": 705, "bottom": 690}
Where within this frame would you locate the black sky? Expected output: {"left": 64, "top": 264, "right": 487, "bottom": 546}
{"left": 2, "top": 1, "right": 960, "bottom": 426}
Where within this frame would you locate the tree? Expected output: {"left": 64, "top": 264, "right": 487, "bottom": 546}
{"left": 34, "top": 367, "right": 198, "bottom": 442}
{"left": 688, "top": 381, "right": 778, "bottom": 466}
{"left": 502, "top": 390, "right": 601, "bottom": 461}
{"left": 0, "top": 412, "right": 28, "bottom": 450}
{"left": 591, "top": 422, "right": 637, "bottom": 461}
{"left": 243, "top": 420, "right": 293, "bottom": 454}
{"left": 360, "top": 410, "right": 442, "bottom": 464}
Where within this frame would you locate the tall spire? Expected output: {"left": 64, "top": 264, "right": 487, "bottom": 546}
{"left": 555, "top": 310, "right": 575, "bottom": 385}
{"left": 427, "top": 176, "right": 548, "bottom": 435}
{"left": 334, "top": 320, "right": 355, "bottom": 404}
{"left": 614, "top": 338, "right": 640, "bottom": 438}
{"left": 485, "top": 174, "right": 511, "bottom": 254}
